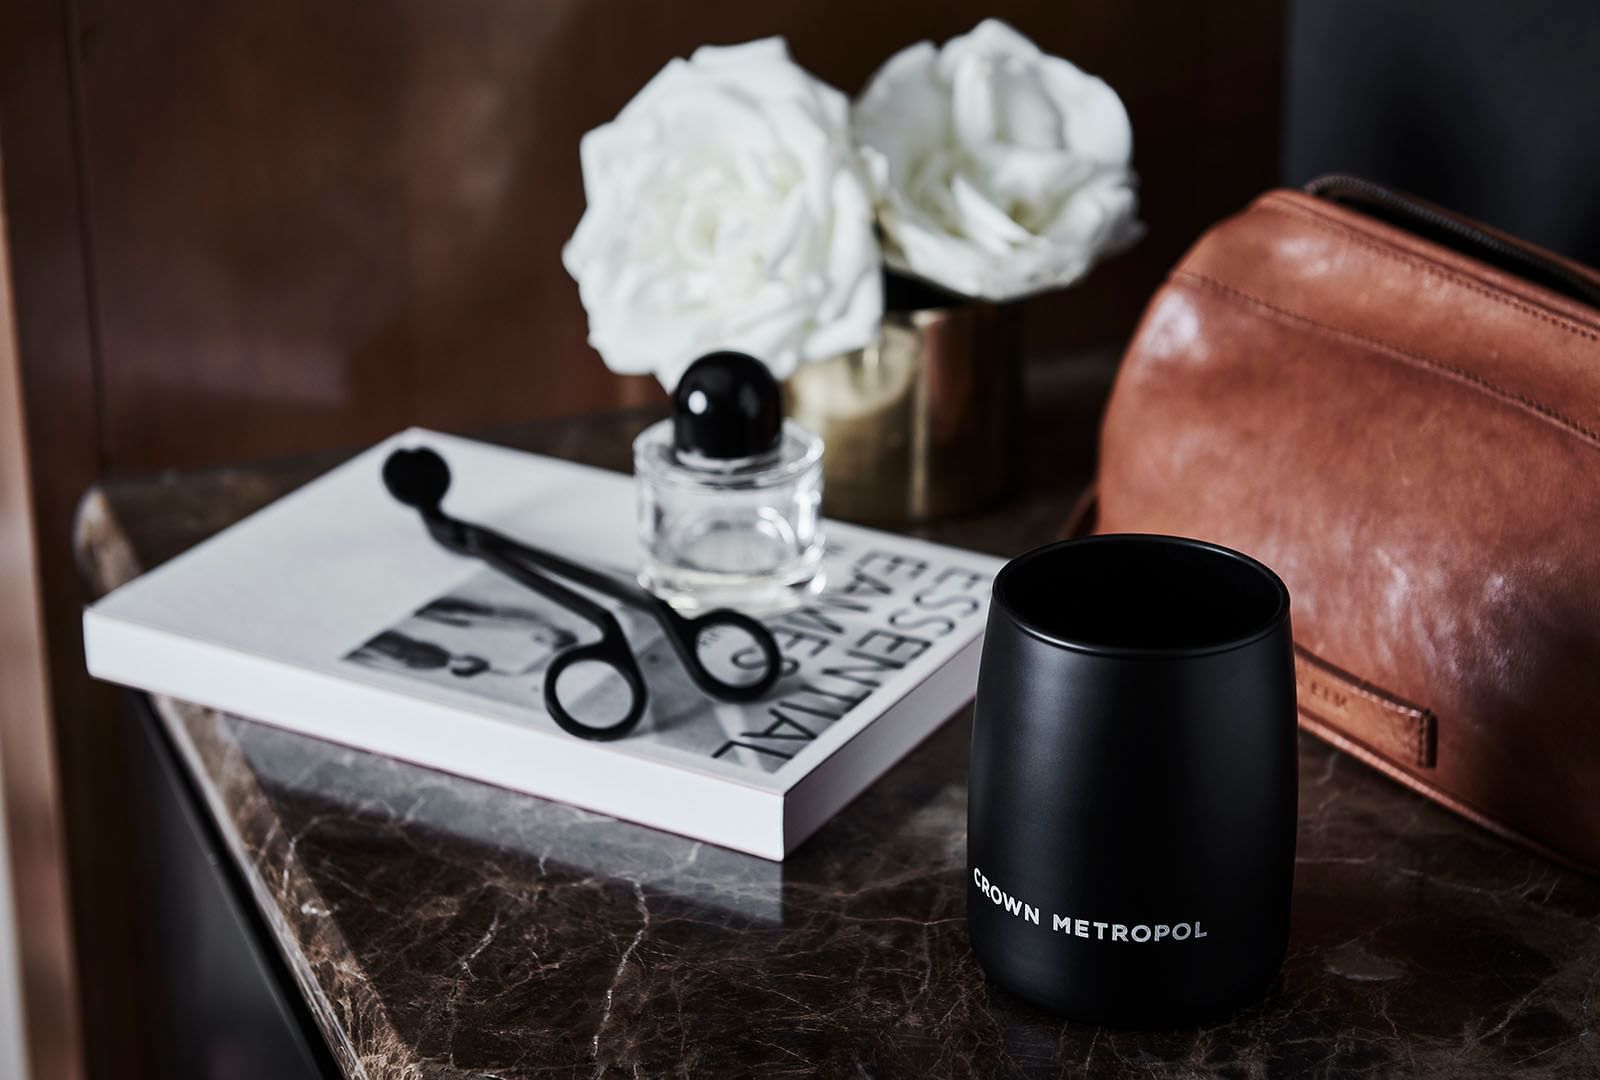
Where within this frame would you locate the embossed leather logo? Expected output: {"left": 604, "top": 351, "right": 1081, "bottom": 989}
{"left": 1295, "top": 647, "right": 1437, "bottom": 769}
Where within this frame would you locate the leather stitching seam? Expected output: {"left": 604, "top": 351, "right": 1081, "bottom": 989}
{"left": 1255, "top": 196, "right": 1600, "bottom": 341}
{"left": 1174, "top": 271, "right": 1600, "bottom": 451}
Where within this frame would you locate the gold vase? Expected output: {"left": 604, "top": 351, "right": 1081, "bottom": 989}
{"left": 786, "top": 302, "right": 1022, "bottom": 525}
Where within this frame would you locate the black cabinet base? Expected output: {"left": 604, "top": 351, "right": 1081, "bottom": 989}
{"left": 123, "top": 694, "right": 338, "bottom": 1079}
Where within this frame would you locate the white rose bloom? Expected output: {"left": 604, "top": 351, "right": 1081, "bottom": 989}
{"left": 854, "top": 20, "right": 1143, "bottom": 302}
{"left": 562, "top": 38, "right": 883, "bottom": 389}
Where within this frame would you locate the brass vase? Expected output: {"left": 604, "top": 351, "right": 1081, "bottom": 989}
{"left": 786, "top": 301, "right": 1022, "bottom": 525}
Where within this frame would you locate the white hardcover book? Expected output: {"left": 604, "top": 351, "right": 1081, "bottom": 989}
{"left": 84, "top": 429, "right": 1003, "bottom": 860}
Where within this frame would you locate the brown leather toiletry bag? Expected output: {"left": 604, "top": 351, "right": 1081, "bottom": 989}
{"left": 1089, "top": 176, "right": 1600, "bottom": 875}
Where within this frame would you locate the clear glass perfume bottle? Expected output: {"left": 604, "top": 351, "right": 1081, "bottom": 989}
{"left": 634, "top": 352, "right": 825, "bottom": 614}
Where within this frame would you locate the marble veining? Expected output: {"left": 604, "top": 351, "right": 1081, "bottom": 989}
{"left": 79, "top": 373, "right": 1600, "bottom": 1078}
{"left": 153, "top": 696, "right": 1599, "bottom": 1079}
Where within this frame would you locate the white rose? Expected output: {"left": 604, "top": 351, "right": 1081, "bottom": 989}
{"left": 562, "top": 39, "right": 883, "bottom": 389}
{"left": 854, "top": 19, "right": 1143, "bottom": 302}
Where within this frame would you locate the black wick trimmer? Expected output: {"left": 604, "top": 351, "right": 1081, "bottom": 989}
{"left": 382, "top": 446, "right": 782, "bottom": 741}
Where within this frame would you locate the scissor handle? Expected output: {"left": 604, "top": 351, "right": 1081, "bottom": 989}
{"left": 542, "top": 629, "right": 648, "bottom": 742}
{"left": 657, "top": 605, "right": 783, "bottom": 703}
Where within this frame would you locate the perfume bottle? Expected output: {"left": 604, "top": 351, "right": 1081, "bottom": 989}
{"left": 634, "top": 352, "right": 825, "bottom": 613}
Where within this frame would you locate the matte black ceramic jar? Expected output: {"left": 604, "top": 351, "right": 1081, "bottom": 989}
{"left": 967, "top": 534, "right": 1297, "bottom": 1026}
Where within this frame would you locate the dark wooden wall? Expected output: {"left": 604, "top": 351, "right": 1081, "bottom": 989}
{"left": 0, "top": 1, "right": 1284, "bottom": 1075}
{"left": 43, "top": 0, "right": 1284, "bottom": 470}
{"left": 0, "top": 156, "right": 84, "bottom": 1080}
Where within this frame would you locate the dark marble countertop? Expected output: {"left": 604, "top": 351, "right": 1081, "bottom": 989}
{"left": 76, "top": 355, "right": 1600, "bottom": 1078}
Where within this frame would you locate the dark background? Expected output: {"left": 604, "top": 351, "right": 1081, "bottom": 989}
{"left": 5, "top": 0, "right": 1287, "bottom": 472}
{"left": 1284, "top": 0, "right": 1600, "bottom": 268}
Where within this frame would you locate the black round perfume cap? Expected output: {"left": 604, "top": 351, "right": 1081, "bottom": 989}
{"left": 968, "top": 534, "right": 1297, "bottom": 1026}
{"left": 672, "top": 351, "right": 782, "bottom": 461}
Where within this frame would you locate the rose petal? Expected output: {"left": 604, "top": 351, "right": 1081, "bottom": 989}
{"left": 950, "top": 174, "right": 1033, "bottom": 251}
{"left": 563, "top": 36, "right": 883, "bottom": 387}
{"left": 1038, "top": 59, "right": 1134, "bottom": 164}
{"left": 854, "top": 18, "right": 1141, "bottom": 301}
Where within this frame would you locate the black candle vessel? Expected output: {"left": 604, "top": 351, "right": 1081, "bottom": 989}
{"left": 967, "top": 534, "right": 1297, "bottom": 1026}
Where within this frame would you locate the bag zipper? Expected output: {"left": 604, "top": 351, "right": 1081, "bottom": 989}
{"left": 1306, "top": 174, "right": 1600, "bottom": 311}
